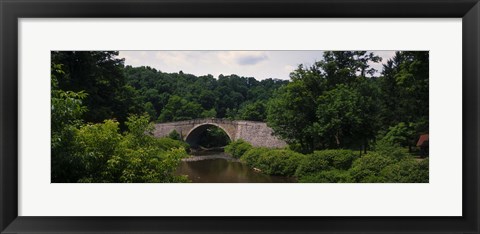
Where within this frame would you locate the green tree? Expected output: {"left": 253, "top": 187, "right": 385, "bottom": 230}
{"left": 267, "top": 80, "right": 317, "bottom": 153}
{"left": 379, "top": 51, "right": 429, "bottom": 132}
{"left": 51, "top": 63, "right": 88, "bottom": 182}
{"left": 317, "top": 51, "right": 381, "bottom": 88}
{"left": 237, "top": 101, "right": 267, "bottom": 121}
{"left": 143, "top": 102, "right": 157, "bottom": 121}
{"left": 74, "top": 114, "right": 189, "bottom": 183}
{"left": 158, "top": 95, "right": 203, "bottom": 122}
{"left": 52, "top": 51, "right": 143, "bottom": 125}
{"left": 201, "top": 108, "right": 217, "bottom": 118}
{"left": 267, "top": 51, "right": 382, "bottom": 153}
{"left": 314, "top": 85, "right": 364, "bottom": 148}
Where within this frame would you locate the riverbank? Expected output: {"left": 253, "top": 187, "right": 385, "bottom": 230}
{"left": 182, "top": 152, "right": 241, "bottom": 162}
{"left": 176, "top": 150, "right": 296, "bottom": 183}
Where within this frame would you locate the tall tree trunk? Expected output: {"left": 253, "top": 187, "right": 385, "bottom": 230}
{"left": 364, "top": 139, "right": 368, "bottom": 154}
{"left": 335, "top": 131, "right": 340, "bottom": 148}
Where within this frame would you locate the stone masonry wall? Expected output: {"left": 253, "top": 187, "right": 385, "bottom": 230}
{"left": 153, "top": 118, "right": 287, "bottom": 148}
{"left": 234, "top": 121, "right": 287, "bottom": 148}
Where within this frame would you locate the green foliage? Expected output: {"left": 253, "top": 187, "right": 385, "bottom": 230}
{"left": 380, "top": 157, "right": 429, "bottom": 183}
{"left": 167, "top": 130, "right": 182, "bottom": 141}
{"left": 293, "top": 149, "right": 426, "bottom": 183}
{"left": 314, "top": 85, "right": 366, "bottom": 148}
{"left": 298, "top": 169, "right": 352, "bottom": 183}
{"left": 381, "top": 122, "right": 416, "bottom": 148}
{"left": 125, "top": 114, "right": 154, "bottom": 138}
{"left": 267, "top": 52, "right": 383, "bottom": 153}
{"left": 296, "top": 149, "right": 359, "bottom": 177}
{"left": 266, "top": 51, "right": 428, "bottom": 155}
{"left": 240, "top": 147, "right": 270, "bottom": 168}
{"left": 158, "top": 95, "right": 203, "bottom": 122}
{"left": 225, "top": 140, "right": 253, "bottom": 159}
{"left": 240, "top": 148, "right": 305, "bottom": 176}
{"left": 52, "top": 51, "right": 143, "bottom": 125}
{"left": 156, "top": 137, "right": 189, "bottom": 151}
{"left": 379, "top": 52, "right": 429, "bottom": 129}
{"left": 143, "top": 102, "right": 157, "bottom": 120}
{"left": 237, "top": 101, "right": 267, "bottom": 121}
{"left": 267, "top": 80, "right": 317, "bottom": 153}
{"left": 74, "top": 120, "right": 123, "bottom": 181}
{"left": 349, "top": 153, "right": 395, "bottom": 183}
{"left": 317, "top": 51, "right": 381, "bottom": 88}
{"left": 373, "top": 137, "right": 410, "bottom": 160}
{"left": 114, "top": 147, "right": 189, "bottom": 183}
{"left": 51, "top": 63, "right": 87, "bottom": 134}
{"left": 123, "top": 66, "right": 288, "bottom": 122}
{"left": 51, "top": 63, "right": 89, "bottom": 182}
{"left": 53, "top": 113, "right": 189, "bottom": 183}
{"left": 201, "top": 108, "right": 217, "bottom": 118}
{"left": 197, "top": 126, "right": 231, "bottom": 148}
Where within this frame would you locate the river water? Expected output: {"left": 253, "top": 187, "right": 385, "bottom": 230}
{"left": 175, "top": 150, "right": 296, "bottom": 183}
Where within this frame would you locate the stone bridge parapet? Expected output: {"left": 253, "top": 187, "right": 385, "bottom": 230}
{"left": 153, "top": 118, "right": 287, "bottom": 148}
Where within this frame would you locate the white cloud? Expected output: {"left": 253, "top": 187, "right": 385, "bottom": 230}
{"left": 119, "top": 51, "right": 396, "bottom": 80}
{"left": 217, "top": 51, "right": 268, "bottom": 66}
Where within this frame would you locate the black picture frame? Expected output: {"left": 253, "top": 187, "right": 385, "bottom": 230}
{"left": 1, "top": 0, "right": 479, "bottom": 233}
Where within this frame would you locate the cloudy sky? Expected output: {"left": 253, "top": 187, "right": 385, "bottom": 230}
{"left": 119, "top": 51, "right": 396, "bottom": 80}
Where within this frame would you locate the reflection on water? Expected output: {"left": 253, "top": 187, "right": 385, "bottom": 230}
{"left": 175, "top": 152, "right": 296, "bottom": 183}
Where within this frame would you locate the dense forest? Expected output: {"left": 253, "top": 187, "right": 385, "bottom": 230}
{"left": 51, "top": 51, "right": 429, "bottom": 183}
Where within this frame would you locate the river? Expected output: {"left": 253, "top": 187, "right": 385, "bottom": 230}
{"left": 175, "top": 150, "right": 296, "bottom": 183}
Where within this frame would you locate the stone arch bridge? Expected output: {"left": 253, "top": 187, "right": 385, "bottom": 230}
{"left": 153, "top": 118, "right": 287, "bottom": 148}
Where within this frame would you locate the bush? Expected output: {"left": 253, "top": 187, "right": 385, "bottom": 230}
{"left": 241, "top": 147, "right": 270, "bottom": 168}
{"left": 298, "top": 169, "right": 352, "bottom": 183}
{"left": 380, "top": 157, "right": 429, "bottom": 183}
{"left": 381, "top": 122, "right": 416, "bottom": 148}
{"left": 167, "top": 130, "right": 182, "bottom": 141}
{"left": 67, "top": 114, "right": 190, "bottom": 183}
{"left": 116, "top": 147, "right": 189, "bottom": 183}
{"left": 156, "top": 137, "right": 189, "bottom": 152}
{"left": 225, "top": 139, "right": 253, "bottom": 158}
{"left": 240, "top": 148, "right": 304, "bottom": 176}
{"left": 374, "top": 138, "right": 409, "bottom": 160}
{"left": 74, "top": 120, "right": 123, "bottom": 181}
{"left": 295, "top": 149, "right": 359, "bottom": 177}
{"left": 254, "top": 149, "right": 305, "bottom": 176}
{"left": 349, "top": 152, "right": 395, "bottom": 183}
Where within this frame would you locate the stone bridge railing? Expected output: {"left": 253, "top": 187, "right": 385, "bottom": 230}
{"left": 153, "top": 118, "right": 287, "bottom": 148}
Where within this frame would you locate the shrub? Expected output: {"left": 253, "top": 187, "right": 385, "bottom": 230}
{"left": 374, "top": 138, "right": 409, "bottom": 160}
{"left": 225, "top": 139, "right": 253, "bottom": 158}
{"left": 241, "top": 147, "right": 270, "bottom": 168}
{"left": 74, "top": 120, "right": 123, "bottom": 181}
{"left": 381, "top": 122, "right": 416, "bottom": 148}
{"left": 254, "top": 149, "right": 305, "bottom": 176}
{"left": 71, "top": 114, "right": 190, "bottom": 183}
{"left": 298, "top": 169, "right": 352, "bottom": 183}
{"left": 156, "top": 137, "right": 189, "bottom": 152}
{"left": 117, "top": 147, "right": 189, "bottom": 183}
{"left": 167, "top": 130, "right": 182, "bottom": 141}
{"left": 349, "top": 152, "right": 395, "bottom": 183}
{"left": 380, "top": 157, "right": 429, "bottom": 183}
{"left": 295, "top": 149, "right": 359, "bottom": 177}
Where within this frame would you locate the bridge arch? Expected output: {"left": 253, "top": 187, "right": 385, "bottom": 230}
{"left": 184, "top": 123, "right": 235, "bottom": 147}
{"left": 153, "top": 118, "right": 287, "bottom": 148}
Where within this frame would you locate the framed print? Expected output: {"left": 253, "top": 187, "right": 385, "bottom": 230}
{"left": 1, "top": 0, "right": 479, "bottom": 233}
